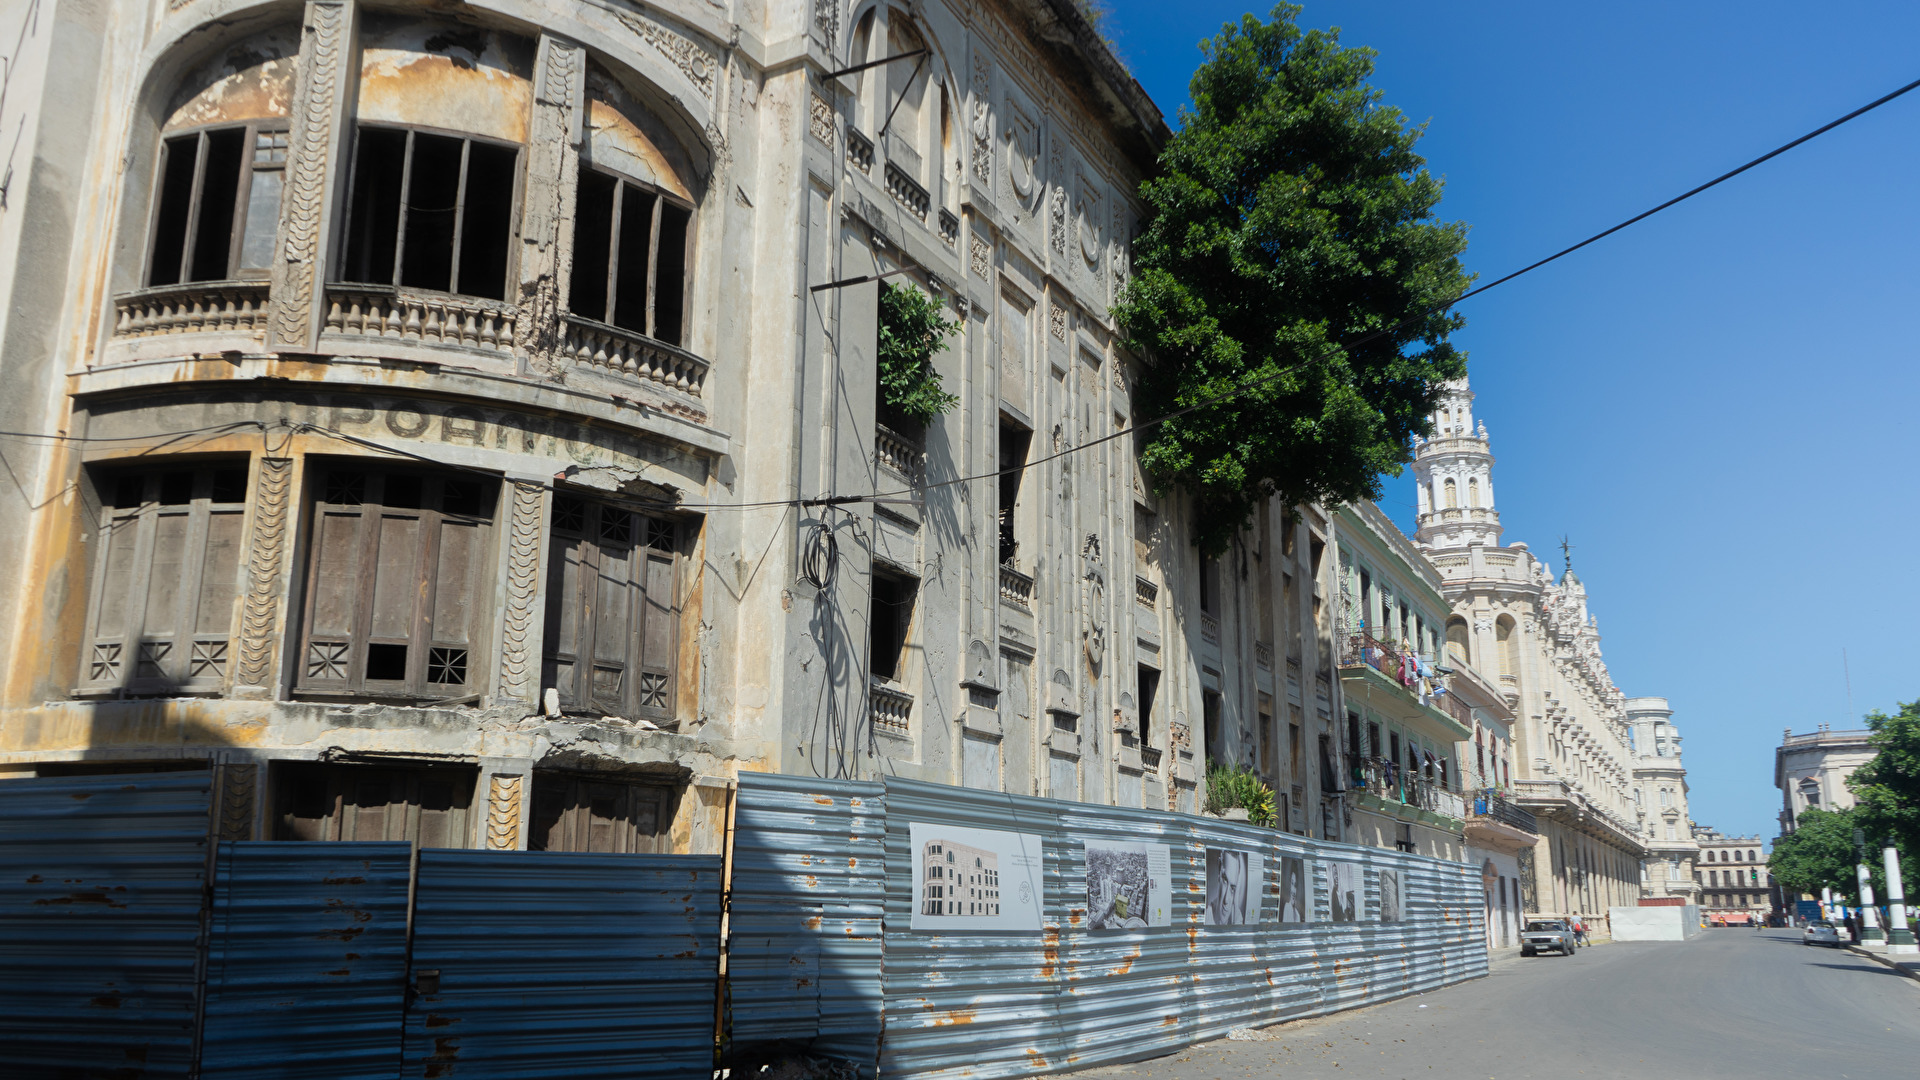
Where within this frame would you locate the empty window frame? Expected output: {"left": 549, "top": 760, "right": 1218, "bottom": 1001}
{"left": 997, "top": 420, "right": 1031, "bottom": 567}
{"left": 869, "top": 566, "right": 918, "bottom": 683}
{"left": 567, "top": 168, "right": 693, "bottom": 345}
{"left": 272, "top": 760, "right": 475, "bottom": 844}
{"left": 296, "top": 466, "right": 498, "bottom": 699}
{"left": 541, "top": 494, "right": 681, "bottom": 722}
{"left": 528, "top": 772, "right": 674, "bottom": 853}
{"left": 340, "top": 126, "right": 519, "bottom": 300}
{"left": 146, "top": 124, "right": 288, "bottom": 286}
{"left": 79, "top": 464, "right": 249, "bottom": 694}
{"left": 1136, "top": 664, "right": 1160, "bottom": 747}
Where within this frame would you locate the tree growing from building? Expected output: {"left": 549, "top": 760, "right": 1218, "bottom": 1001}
{"left": 877, "top": 281, "right": 961, "bottom": 427}
{"left": 1113, "top": 4, "right": 1471, "bottom": 552}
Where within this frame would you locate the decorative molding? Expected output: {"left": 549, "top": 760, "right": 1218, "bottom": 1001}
{"left": 236, "top": 458, "right": 293, "bottom": 688}
{"left": 970, "top": 52, "right": 992, "bottom": 186}
{"left": 1048, "top": 302, "right": 1066, "bottom": 341}
{"left": 614, "top": 10, "right": 717, "bottom": 100}
{"left": 969, "top": 234, "right": 991, "bottom": 279}
{"left": 497, "top": 481, "right": 546, "bottom": 703}
{"left": 217, "top": 763, "right": 258, "bottom": 841}
{"left": 270, "top": 0, "right": 350, "bottom": 351}
{"left": 516, "top": 37, "right": 584, "bottom": 378}
{"left": 809, "top": 91, "right": 835, "bottom": 145}
{"left": 813, "top": 0, "right": 839, "bottom": 51}
{"left": 1048, "top": 184, "right": 1067, "bottom": 256}
{"left": 487, "top": 774, "right": 524, "bottom": 849}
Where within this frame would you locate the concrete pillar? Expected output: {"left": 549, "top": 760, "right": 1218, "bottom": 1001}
{"left": 233, "top": 456, "right": 297, "bottom": 697}
{"left": 513, "top": 34, "right": 588, "bottom": 378}
{"left": 269, "top": 0, "right": 360, "bottom": 353}
{"left": 492, "top": 478, "right": 550, "bottom": 708}
{"left": 1884, "top": 845, "right": 1917, "bottom": 953}
{"left": 1859, "top": 861, "right": 1885, "bottom": 943}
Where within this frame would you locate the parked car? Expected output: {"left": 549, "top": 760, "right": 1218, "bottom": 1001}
{"left": 1802, "top": 920, "right": 1841, "bottom": 948}
{"left": 1521, "top": 919, "right": 1575, "bottom": 957}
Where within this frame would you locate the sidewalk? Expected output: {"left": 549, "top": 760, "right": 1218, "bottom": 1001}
{"left": 1844, "top": 942, "right": 1920, "bottom": 982}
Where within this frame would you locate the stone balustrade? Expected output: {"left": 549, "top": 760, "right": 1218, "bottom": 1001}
{"left": 884, "top": 161, "right": 930, "bottom": 220}
{"left": 873, "top": 423, "right": 924, "bottom": 486}
{"left": 1133, "top": 575, "right": 1157, "bottom": 607}
{"left": 561, "top": 316, "right": 710, "bottom": 398}
{"left": 323, "top": 286, "right": 516, "bottom": 354}
{"left": 113, "top": 281, "right": 271, "bottom": 339}
{"left": 1255, "top": 641, "right": 1274, "bottom": 671}
{"left": 847, "top": 127, "right": 874, "bottom": 174}
{"left": 999, "top": 563, "right": 1034, "bottom": 609}
{"left": 871, "top": 680, "right": 913, "bottom": 733}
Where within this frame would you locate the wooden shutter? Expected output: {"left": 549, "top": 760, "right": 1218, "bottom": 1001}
{"left": 541, "top": 496, "right": 680, "bottom": 721}
{"left": 527, "top": 772, "right": 672, "bottom": 853}
{"left": 272, "top": 761, "right": 475, "bottom": 844}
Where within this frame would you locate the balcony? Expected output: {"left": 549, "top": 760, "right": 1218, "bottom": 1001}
{"left": 874, "top": 423, "right": 925, "bottom": 486}
{"left": 1351, "top": 757, "right": 1466, "bottom": 827}
{"left": 998, "top": 563, "right": 1033, "bottom": 609}
{"left": 1255, "top": 641, "right": 1274, "bottom": 671}
{"left": 1140, "top": 745, "right": 1163, "bottom": 773}
{"left": 938, "top": 208, "right": 959, "bottom": 247}
{"left": 1133, "top": 575, "right": 1158, "bottom": 608}
{"left": 112, "top": 281, "right": 271, "bottom": 341}
{"left": 1200, "top": 612, "right": 1220, "bottom": 646}
{"left": 1469, "top": 789, "right": 1539, "bottom": 834}
{"left": 884, "top": 161, "right": 931, "bottom": 220}
{"left": 560, "top": 316, "right": 710, "bottom": 399}
{"left": 322, "top": 285, "right": 516, "bottom": 357}
{"left": 846, "top": 127, "right": 874, "bottom": 174}
{"left": 871, "top": 680, "right": 912, "bottom": 735}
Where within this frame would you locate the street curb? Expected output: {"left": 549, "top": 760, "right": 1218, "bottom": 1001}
{"left": 1844, "top": 944, "right": 1920, "bottom": 983}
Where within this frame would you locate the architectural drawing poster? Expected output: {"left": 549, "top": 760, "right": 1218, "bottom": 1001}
{"left": 909, "top": 821, "right": 1045, "bottom": 931}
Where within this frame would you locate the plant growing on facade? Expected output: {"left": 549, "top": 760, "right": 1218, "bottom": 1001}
{"left": 876, "top": 281, "right": 961, "bottom": 427}
{"left": 1112, "top": 4, "right": 1472, "bottom": 553}
{"left": 1205, "top": 762, "right": 1277, "bottom": 827}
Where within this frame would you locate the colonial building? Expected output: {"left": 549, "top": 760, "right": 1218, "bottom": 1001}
{"left": 1775, "top": 726, "right": 1876, "bottom": 834}
{"left": 1692, "top": 826, "right": 1770, "bottom": 923}
{"left": 0, "top": 1, "right": 1366, "bottom": 851}
{"left": 1412, "top": 377, "right": 1648, "bottom": 921}
{"left": 1629, "top": 697, "right": 1699, "bottom": 902}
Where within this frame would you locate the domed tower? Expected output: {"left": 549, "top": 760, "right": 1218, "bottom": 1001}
{"left": 1412, "top": 378, "right": 1502, "bottom": 550}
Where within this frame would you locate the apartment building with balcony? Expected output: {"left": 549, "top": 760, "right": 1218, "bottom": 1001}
{"left": 1693, "top": 826, "right": 1771, "bottom": 923}
{"left": 1412, "top": 377, "right": 1648, "bottom": 920}
{"left": 0, "top": 0, "right": 1368, "bottom": 850}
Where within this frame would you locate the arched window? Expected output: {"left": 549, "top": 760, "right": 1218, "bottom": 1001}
{"left": 1443, "top": 478, "right": 1458, "bottom": 509}
{"left": 1468, "top": 477, "right": 1480, "bottom": 508}
{"left": 1445, "top": 616, "right": 1470, "bottom": 665}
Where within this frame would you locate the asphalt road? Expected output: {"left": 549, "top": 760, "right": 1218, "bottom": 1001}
{"left": 1067, "top": 929, "right": 1920, "bottom": 1080}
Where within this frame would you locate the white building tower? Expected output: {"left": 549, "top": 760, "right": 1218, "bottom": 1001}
{"left": 1412, "top": 379, "right": 1502, "bottom": 550}
{"left": 1628, "top": 698, "right": 1700, "bottom": 901}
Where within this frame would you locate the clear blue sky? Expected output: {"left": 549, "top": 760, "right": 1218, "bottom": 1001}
{"left": 1099, "top": 0, "right": 1920, "bottom": 843}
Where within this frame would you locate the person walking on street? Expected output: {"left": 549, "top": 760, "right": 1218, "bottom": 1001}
{"left": 1572, "top": 913, "right": 1589, "bottom": 948}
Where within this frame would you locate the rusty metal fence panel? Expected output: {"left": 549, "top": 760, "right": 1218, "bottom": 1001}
{"left": 200, "top": 841, "right": 413, "bottom": 1079}
{"left": 400, "top": 849, "right": 722, "bottom": 1079}
{"left": 728, "top": 772, "right": 886, "bottom": 1069}
{"left": 0, "top": 772, "right": 212, "bottom": 1079}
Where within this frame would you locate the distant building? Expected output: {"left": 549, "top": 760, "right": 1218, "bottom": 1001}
{"left": 1775, "top": 727, "right": 1876, "bottom": 834}
{"left": 1628, "top": 698, "right": 1699, "bottom": 903}
{"left": 921, "top": 839, "right": 1000, "bottom": 917}
{"left": 1692, "top": 825, "right": 1770, "bottom": 923}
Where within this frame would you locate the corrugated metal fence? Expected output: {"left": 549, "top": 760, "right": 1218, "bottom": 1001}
{"left": 731, "top": 773, "right": 1487, "bottom": 1079}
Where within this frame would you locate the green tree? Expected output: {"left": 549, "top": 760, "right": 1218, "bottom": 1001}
{"left": 1850, "top": 697, "right": 1920, "bottom": 862}
{"left": 876, "top": 281, "right": 960, "bottom": 427}
{"left": 1113, "top": 4, "right": 1471, "bottom": 552}
{"left": 1769, "top": 807, "right": 1892, "bottom": 902}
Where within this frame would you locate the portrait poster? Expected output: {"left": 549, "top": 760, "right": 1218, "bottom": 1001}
{"left": 1085, "top": 840, "right": 1172, "bottom": 929}
{"left": 1327, "top": 861, "right": 1362, "bottom": 923}
{"left": 1378, "top": 867, "right": 1404, "bottom": 923}
{"left": 1277, "top": 856, "right": 1311, "bottom": 924}
{"left": 909, "top": 821, "right": 1045, "bottom": 932}
{"left": 1203, "top": 847, "right": 1263, "bottom": 926}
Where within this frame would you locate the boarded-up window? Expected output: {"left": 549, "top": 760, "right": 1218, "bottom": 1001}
{"left": 527, "top": 772, "right": 673, "bottom": 853}
{"left": 567, "top": 168, "right": 693, "bottom": 346}
{"left": 272, "top": 761, "right": 476, "bottom": 844}
{"left": 79, "top": 465, "right": 248, "bottom": 694}
{"left": 541, "top": 495, "right": 679, "bottom": 722}
{"left": 147, "top": 124, "right": 288, "bottom": 286}
{"left": 297, "top": 466, "right": 497, "bottom": 699}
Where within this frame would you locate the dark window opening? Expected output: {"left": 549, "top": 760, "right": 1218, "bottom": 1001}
{"left": 567, "top": 168, "right": 693, "bottom": 345}
{"left": 998, "top": 421, "right": 1030, "bottom": 567}
{"left": 529, "top": 772, "right": 673, "bottom": 853}
{"left": 1202, "top": 690, "right": 1222, "bottom": 767}
{"left": 1367, "top": 721, "right": 1381, "bottom": 758}
{"left": 1199, "top": 555, "right": 1220, "bottom": 617}
{"left": 1136, "top": 664, "right": 1160, "bottom": 747}
{"left": 541, "top": 495, "right": 682, "bottom": 721}
{"left": 146, "top": 124, "right": 287, "bottom": 286}
{"left": 33, "top": 760, "right": 210, "bottom": 777}
{"left": 272, "top": 760, "right": 475, "bottom": 844}
{"left": 869, "top": 567, "right": 917, "bottom": 683}
{"left": 340, "top": 126, "right": 519, "bottom": 301}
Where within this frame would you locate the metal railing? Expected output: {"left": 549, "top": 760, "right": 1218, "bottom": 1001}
{"left": 1351, "top": 757, "right": 1467, "bottom": 822}
{"left": 1469, "top": 789, "right": 1539, "bottom": 833}
{"left": 998, "top": 563, "right": 1034, "bottom": 609}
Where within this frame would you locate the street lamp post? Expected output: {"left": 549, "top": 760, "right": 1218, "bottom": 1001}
{"left": 1884, "top": 844, "right": 1917, "bottom": 954}
{"left": 1855, "top": 827, "right": 1885, "bottom": 945}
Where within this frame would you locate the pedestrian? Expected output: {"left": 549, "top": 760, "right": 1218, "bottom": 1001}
{"left": 1572, "top": 913, "right": 1589, "bottom": 948}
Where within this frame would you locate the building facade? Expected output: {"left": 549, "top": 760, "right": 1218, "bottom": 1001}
{"left": 1412, "top": 378, "right": 1648, "bottom": 922}
{"left": 1692, "top": 826, "right": 1770, "bottom": 923}
{"left": 0, "top": 0, "right": 1378, "bottom": 852}
{"left": 1775, "top": 727, "right": 1876, "bottom": 834}
{"left": 1628, "top": 697, "right": 1699, "bottom": 902}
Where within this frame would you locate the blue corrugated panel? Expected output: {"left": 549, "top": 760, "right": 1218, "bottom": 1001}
{"left": 0, "top": 772, "right": 212, "bottom": 1079}
{"left": 401, "top": 849, "right": 721, "bottom": 1079}
{"left": 200, "top": 841, "right": 413, "bottom": 1079}
{"left": 728, "top": 773, "right": 885, "bottom": 1071}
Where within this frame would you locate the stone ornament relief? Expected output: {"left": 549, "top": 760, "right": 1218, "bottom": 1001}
{"left": 1082, "top": 534, "right": 1107, "bottom": 668}
{"left": 270, "top": 0, "right": 349, "bottom": 351}
{"left": 809, "top": 91, "right": 835, "bottom": 145}
{"left": 1004, "top": 101, "right": 1037, "bottom": 204}
{"left": 1049, "top": 302, "right": 1066, "bottom": 341}
{"left": 236, "top": 457, "right": 294, "bottom": 688}
{"left": 498, "top": 480, "right": 547, "bottom": 703}
{"left": 613, "top": 9, "right": 718, "bottom": 100}
{"left": 813, "top": 0, "right": 839, "bottom": 50}
{"left": 970, "top": 234, "right": 991, "bottom": 279}
{"left": 487, "top": 774, "right": 524, "bottom": 849}
{"left": 217, "top": 763, "right": 258, "bottom": 841}
{"left": 970, "top": 53, "right": 993, "bottom": 185}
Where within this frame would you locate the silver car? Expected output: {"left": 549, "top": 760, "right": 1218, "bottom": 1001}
{"left": 1521, "top": 919, "right": 1575, "bottom": 957}
{"left": 1802, "top": 920, "right": 1841, "bottom": 947}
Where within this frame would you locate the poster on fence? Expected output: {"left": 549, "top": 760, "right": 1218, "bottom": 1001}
{"left": 1378, "top": 867, "right": 1404, "bottom": 922}
{"left": 909, "top": 821, "right": 1045, "bottom": 931}
{"left": 1084, "top": 840, "right": 1172, "bottom": 929}
{"left": 1277, "top": 856, "right": 1311, "bottom": 924}
{"left": 1327, "top": 861, "right": 1362, "bottom": 923}
{"left": 1203, "top": 847, "right": 1263, "bottom": 926}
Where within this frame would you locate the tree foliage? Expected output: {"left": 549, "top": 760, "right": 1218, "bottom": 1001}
{"left": 876, "top": 281, "right": 961, "bottom": 427}
{"left": 1769, "top": 807, "right": 1868, "bottom": 900}
{"left": 1849, "top": 697, "right": 1920, "bottom": 861}
{"left": 1113, "top": 4, "right": 1471, "bottom": 552}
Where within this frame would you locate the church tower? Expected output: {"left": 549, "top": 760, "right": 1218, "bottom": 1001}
{"left": 1412, "top": 378, "right": 1503, "bottom": 550}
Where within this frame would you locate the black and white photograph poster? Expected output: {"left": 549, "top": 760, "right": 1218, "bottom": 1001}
{"left": 1327, "top": 860, "right": 1362, "bottom": 923}
{"left": 1203, "top": 847, "right": 1263, "bottom": 925}
{"left": 1084, "top": 840, "right": 1172, "bottom": 929}
{"left": 1277, "top": 856, "right": 1310, "bottom": 924}
{"left": 909, "top": 821, "right": 1045, "bottom": 932}
{"left": 1378, "top": 867, "right": 1404, "bottom": 922}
